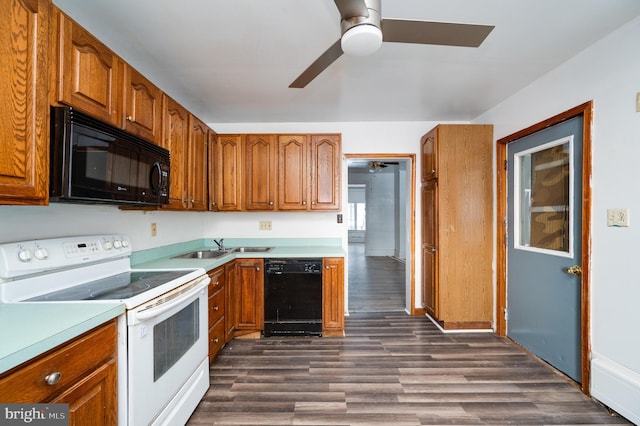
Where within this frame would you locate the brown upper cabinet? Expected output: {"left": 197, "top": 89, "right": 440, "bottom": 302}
{"left": 244, "top": 135, "right": 277, "bottom": 211}
{"left": 217, "top": 134, "right": 341, "bottom": 212}
{"left": 215, "top": 135, "right": 243, "bottom": 211}
{"left": 278, "top": 135, "right": 308, "bottom": 211}
{"left": 187, "top": 114, "right": 209, "bottom": 211}
{"left": 54, "top": 8, "right": 162, "bottom": 145}
{"left": 54, "top": 9, "right": 123, "bottom": 126}
{"left": 0, "top": 0, "right": 50, "bottom": 205}
{"left": 122, "top": 65, "right": 162, "bottom": 145}
{"left": 310, "top": 134, "right": 341, "bottom": 211}
{"left": 162, "top": 95, "right": 189, "bottom": 209}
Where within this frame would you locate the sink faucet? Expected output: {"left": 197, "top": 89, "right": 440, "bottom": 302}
{"left": 213, "top": 238, "right": 225, "bottom": 250}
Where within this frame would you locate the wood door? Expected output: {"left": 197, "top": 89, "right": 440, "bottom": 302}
{"left": 310, "top": 135, "right": 341, "bottom": 211}
{"left": 51, "top": 359, "right": 117, "bottom": 426}
{"left": 421, "top": 130, "right": 437, "bottom": 182}
{"left": 187, "top": 115, "right": 208, "bottom": 211}
{"left": 322, "top": 257, "right": 344, "bottom": 333}
{"left": 224, "top": 261, "right": 238, "bottom": 341}
{"left": 207, "top": 130, "right": 219, "bottom": 211}
{"left": 122, "top": 65, "right": 162, "bottom": 144}
{"left": 235, "top": 258, "right": 264, "bottom": 331}
{"left": 278, "top": 135, "right": 308, "bottom": 210}
{"left": 0, "top": 0, "right": 49, "bottom": 205}
{"left": 421, "top": 180, "right": 437, "bottom": 317}
{"left": 245, "top": 134, "right": 277, "bottom": 210}
{"left": 55, "top": 9, "right": 122, "bottom": 126}
{"left": 216, "top": 135, "right": 243, "bottom": 211}
{"left": 161, "top": 95, "right": 189, "bottom": 209}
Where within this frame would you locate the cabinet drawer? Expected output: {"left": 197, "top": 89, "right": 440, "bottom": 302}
{"left": 208, "top": 317, "right": 225, "bottom": 360}
{"left": 0, "top": 320, "right": 117, "bottom": 403}
{"left": 208, "top": 288, "right": 225, "bottom": 327}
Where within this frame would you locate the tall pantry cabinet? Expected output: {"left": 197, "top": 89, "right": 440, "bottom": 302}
{"left": 421, "top": 124, "right": 493, "bottom": 330}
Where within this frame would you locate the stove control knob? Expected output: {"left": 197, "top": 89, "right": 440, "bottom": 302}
{"left": 113, "top": 240, "right": 122, "bottom": 249}
{"left": 121, "top": 239, "right": 129, "bottom": 248}
{"left": 18, "top": 249, "right": 32, "bottom": 262}
{"left": 103, "top": 240, "right": 113, "bottom": 250}
{"left": 34, "top": 248, "right": 48, "bottom": 260}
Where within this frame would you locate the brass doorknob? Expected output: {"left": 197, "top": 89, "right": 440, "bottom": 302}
{"left": 566, "top": 265, "right": 582, "bottom": 276}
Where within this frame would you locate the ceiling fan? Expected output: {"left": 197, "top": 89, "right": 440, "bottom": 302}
{"left": 369, "top": 161, "right": 398, "bottom": 173}
{"left": 289, "top": 0, "right": 494, "bottom": 88}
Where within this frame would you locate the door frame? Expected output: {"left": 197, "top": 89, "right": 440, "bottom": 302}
{"left": 496, "top": 101, "right": 593, "bottom": 394}
{"left": 345, "top": 153, "right": 417, "bottom": 314}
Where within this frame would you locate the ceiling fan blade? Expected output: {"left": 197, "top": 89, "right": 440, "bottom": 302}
{"left": 334, "top": 0, "right": 369, "bottom": 20}
{"left": 382, "top": 19, "right": 494, "bottom": 47}
{"left": 289, "top": 39, "right": 343, "bottom": 88}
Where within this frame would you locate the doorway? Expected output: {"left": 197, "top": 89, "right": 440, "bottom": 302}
{"left": 496, "top": 102, "right": 593, "bottom": 394}
{"left": 345, "top": 154, "right": 416, "bottom": 314}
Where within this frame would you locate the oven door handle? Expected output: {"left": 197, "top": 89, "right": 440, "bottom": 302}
{"left": 134, "top": 276, "right": 210, "bottom": 321}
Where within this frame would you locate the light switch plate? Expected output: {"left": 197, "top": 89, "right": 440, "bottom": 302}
{"left": 607, "top": 208, "right": 630, "bottom": 227}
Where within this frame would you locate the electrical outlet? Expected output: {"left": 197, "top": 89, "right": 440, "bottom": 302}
{"left": 259, "top": 220, "right": 272, "bottom": 231}
{"left": 607, "top": 208, "right": 630, "bottom": 227}
{"left": 151, "top": 223, "right": 157, "bottom": 236}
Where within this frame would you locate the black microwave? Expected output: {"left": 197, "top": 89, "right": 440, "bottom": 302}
{"left": 50, "top": 106, "right": 170, "bottom": 206}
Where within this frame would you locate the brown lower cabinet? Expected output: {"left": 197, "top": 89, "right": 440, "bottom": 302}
{"left": 0, "top": 320, "right": 118, "bottom": 426}
{"left": 208, "top": 257, "right": 345, "bottom": 357}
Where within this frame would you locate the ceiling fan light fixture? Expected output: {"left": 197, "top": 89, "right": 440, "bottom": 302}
{"left": 341, "top": 24, "right": 383, "bottom": 56}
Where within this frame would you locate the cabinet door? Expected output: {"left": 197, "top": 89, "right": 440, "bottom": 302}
{"left": 322, "top": 257, "right": 344, "bottom": 333}
{"left": 56, "top": 10, "right": 122, "bottom": 126}
{"left": 0, "top": 0, "right": 49, "bottom": 205}
{"left": 224, "top": 261, "right": 238, "bottom": 341}
{"left": 122, "top": 65, "right": 162, "bottom": 144}
{"left": 162, "top": 95, "right": 189, "bottom": 209}
{"left": 310, "top": 135, "right": 341, "bottom": 211}
{"left": 421, "top": 181, "right": 438, "bottom": 317}
{"left": 51, "top": 359, "right": 117, "bottom": 426}
{"left": 421, "top": 130, "right": 437, "bottom": 182}
{"left": 278, "top": 135, "right": 308, "bottom": 210}
{"left": 245, "top": 135, "right": 277, "bottom": 210}
{"left": 235, "top": 258, "right": 264, "bottom": 331}
{"left": 187, "top": 115, "right": 208, "bottom": 211}
{"left": 207, "top": 130, "right": 218, "bottom": 211}
{"left": 216, "top": 135, "right": 243, "bottom": 211}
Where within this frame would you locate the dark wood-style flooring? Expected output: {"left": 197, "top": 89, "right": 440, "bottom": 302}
{"left": 187, "top": 246, "right": 629, "bottom": 425}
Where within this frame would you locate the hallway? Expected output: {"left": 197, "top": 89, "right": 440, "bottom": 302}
{"left": 347, "top": 243, "right": 405, "bottom": 312}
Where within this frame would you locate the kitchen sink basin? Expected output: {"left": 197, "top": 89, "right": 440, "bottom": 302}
{"left": 172, "top": 250, "right": 230, "bottom": 259}
{"left": 232, "top": 247, "right": 273, "bottom": 253}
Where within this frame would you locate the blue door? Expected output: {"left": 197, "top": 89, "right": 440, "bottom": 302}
{"left": 506, "top": 116, "right": 583, "bottom": 383}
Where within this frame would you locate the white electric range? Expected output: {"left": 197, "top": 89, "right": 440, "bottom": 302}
{"left": 0, "top": 235, "right": 210, "bottom": 426}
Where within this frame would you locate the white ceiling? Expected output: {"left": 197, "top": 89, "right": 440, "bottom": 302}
{"left": 53, "top": 0, "right": 640, "bottom": 124}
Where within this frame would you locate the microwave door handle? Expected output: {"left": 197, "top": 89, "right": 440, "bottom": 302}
{"left": 134, "top": 277, "right": 210, "bottom": 321}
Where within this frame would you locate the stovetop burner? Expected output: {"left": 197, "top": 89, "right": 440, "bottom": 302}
{"left": 27, "top": 270, "right": 192, "bottom": 302}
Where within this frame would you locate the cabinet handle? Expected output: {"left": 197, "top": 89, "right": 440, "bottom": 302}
{"left": 214, "top": 338, "right": 219, "bottom": 343}
{"left": 126, "top": 115, "right": 133, "bottom": 121}
{"left": 431, "top": 247, "right": 436, "bottom": 253}
{"left": 431, "top": 169, "right": 436, "bottom": 174}
{"left": 269, "top": 201, "right": 274, "bottom": 205}
{"left": 325, "top": 265, "right": 336, "bottom": 269}
{"left": 256, "top": 267, "right": 260, "bottom": 271}
{"left": 214, "top": 305, "right": 219, "bottom": 311}
{"left": 214, "top": 280, "right": 220, "bottom": 287}
{"left": 302, "top": 201, "right": 306, "bottom": 205}
{"left": 44, "top": 372, "right": 62, "bottom": 386}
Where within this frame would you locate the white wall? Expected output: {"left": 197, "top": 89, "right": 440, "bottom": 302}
{"left": 474, "top": 16, "right": 640, "bottom": 424}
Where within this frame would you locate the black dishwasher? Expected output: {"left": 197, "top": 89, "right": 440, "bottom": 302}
{"left": 264, "top": 258, "right": 323, "bottom": 337}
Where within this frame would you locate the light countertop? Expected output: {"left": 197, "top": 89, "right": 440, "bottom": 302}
{"left": 0, "top": 302, "right": 124, "bottom": 374}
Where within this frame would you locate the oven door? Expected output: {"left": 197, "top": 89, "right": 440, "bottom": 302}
{"left": 126, "top": 275, "right": 210, "bottom": 426}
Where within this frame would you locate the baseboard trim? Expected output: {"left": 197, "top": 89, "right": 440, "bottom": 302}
{"left": 425, "top": 313, "right": 493, "bottom": 334}
{"left": 591, "top": 355, "right": 640, "bottom": 424}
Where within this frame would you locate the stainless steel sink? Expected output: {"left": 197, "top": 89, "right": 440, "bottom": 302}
{"left": 232, "top": 247, "right": 273, "bottom": 253}
{"left": 171, "top": 249, "right": 230, "bottom": 259}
